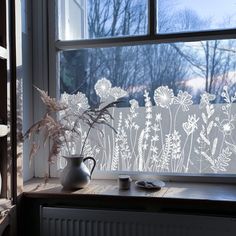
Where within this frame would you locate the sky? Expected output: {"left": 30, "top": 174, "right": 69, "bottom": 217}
{"left": 177, "top": 0, "right": 236, "bottom": 17}
{"left": 173, "top": 0, "right": 236, "bottom": 27}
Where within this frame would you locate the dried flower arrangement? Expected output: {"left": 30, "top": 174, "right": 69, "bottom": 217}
{"left": 24, "top": 87, "right": 119, "bottom": 163}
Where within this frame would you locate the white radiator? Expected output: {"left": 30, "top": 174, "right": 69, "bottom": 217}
{"left": 40, "top": 206, "right": 236, "bottom": 236}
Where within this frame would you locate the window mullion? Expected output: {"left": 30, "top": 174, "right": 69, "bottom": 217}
{"left": 55, "top": 28, "right": 236, "bottom": 51}
{"left": 148, "top": 0, "right": 157, "bottom": 38}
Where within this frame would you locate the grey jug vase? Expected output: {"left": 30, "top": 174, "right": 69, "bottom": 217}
{"left": 60, "top": 155, "right": 96, "bottom": 190}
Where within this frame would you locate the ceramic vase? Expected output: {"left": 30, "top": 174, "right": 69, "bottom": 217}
{"left": 60, "top": 155, "right": 96, "bottom": 190}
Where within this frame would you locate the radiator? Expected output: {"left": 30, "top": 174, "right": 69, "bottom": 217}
{"left": 40, "top": 206, "right": 236, "bottom": 236}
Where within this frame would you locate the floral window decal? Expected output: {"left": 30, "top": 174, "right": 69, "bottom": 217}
{"left": 59, "top": 79, "right": 236, "bottom": 174}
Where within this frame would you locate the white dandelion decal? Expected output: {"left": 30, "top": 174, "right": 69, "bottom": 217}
{"left": 68, "top": 92, "right": 89, "bottom": 112}
{"left": 154, "top": 86, "right": 174, "bottom": 108}
{"left": 95, "top": 78, "right": 112, "bottom": 100}
{"left": 74, "top": 92, "right": 90, "bottom": 111}
{"left": 174, "top": 90, "right": 193, "bottom": 111}
{"left": 59, "top": 91, "right": 89, "bottom": 123}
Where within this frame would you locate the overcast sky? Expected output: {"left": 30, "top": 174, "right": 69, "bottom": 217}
{"left": 174, "top": 0, "right": 236, "bottom": 26}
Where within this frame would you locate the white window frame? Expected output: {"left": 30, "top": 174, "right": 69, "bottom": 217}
{"left": 29, "top": 0, "right": 236, "bottom": 183}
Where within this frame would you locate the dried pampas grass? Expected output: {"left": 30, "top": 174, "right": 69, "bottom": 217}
{"left": 24, "top": 86, "right": 119, "bottom": 162}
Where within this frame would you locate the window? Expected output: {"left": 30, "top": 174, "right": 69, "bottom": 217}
{"left": 38, "top": 0, "right": 236, "bottom": 178}
{"left": 58, "top": 0, "right": 148, "bottom": 40}
{"left": 157, "top": 0, "right": 236, "bottom": 33}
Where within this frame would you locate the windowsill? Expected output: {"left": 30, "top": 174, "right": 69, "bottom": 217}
{"left": 23, "top": 178, "right": 236, "bottom": 202}
{"left": 0, "top": 199, "right": 13, "bottom": 225}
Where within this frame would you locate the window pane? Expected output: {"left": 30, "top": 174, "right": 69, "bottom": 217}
{"left": 58, "top": 0, "right": 147, "bottom": 40}
{"left": 59, "top": 39, "right": 236, "bottom": 174}
{"left": 157, "top": 0, "right": 236, "bottom": 33}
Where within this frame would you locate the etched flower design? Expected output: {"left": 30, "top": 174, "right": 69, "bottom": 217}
{"left": 155, "top": 113, "right": 162, "bottom": 122}
{"left": 75, "top": 92, "right": 90, "bottom": 110}
{"left": 59, "top": 92, "right": 70, "bottom": 117}
{"left": 221, "top": 86, "right": 228, "bottom": 99}
{"left": 152, "top": 123, "right": 160, "bottom": 132}
{"left": 174, "top": 90, "right": 193, "bottom": 111}
{"left": 172, "top": 130, "right": 181, "bottom": 141}
{"left": 221, "top": 85, "right": 236, "bottom": 103}
{"left": 218, "top": 119, "right": 235, "bottom": 136}
{"left": 60, "top": 92, "right": 89, "bottom": 117}
{"left": 129, "top": 99, "right": 139, "bottom": 109}
{"left": 143, "top": 143, "right": 148, "bottom": 150}
{"left": 94, "top": 78, "right": 112, "bottom": 100}
{"left": 183, "top": 115, "right": 199, "bottom": 136}
{"left": 199, "top": 92, "right": 216, "bottom": 109}
{"left": 60, "top": 92, "right": 69, "bottom": 105}
{"left": 154, "top": 86, "right": 174, "bottom": 108}
{"left": 150, "top": 145, "right": 158, "bottom": 152}
{"left": 110, "top": 87, "right": 128, "bottom": 100}
{"left": 69, "top": 92, "right": 89, "bottom": 112}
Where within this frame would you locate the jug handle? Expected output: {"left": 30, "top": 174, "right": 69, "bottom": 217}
{"left": 83, "top": 157, "right": 96, "bottom": 178}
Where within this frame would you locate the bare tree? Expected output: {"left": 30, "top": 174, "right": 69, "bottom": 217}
{"left": 61, "top": 0, "right": 236, "bottom": 105}
{"left": 171, "top": 8, "right": 236, "bottom": 101}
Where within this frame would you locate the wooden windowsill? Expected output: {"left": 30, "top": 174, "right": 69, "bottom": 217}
{"left": 0, "top": 199, "right": 12, "bottom": 224}
{"left": 23, "top": 178, "right": 236, "bottom": 203}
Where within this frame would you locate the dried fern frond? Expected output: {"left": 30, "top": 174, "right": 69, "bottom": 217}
{"left": 35, "top": 86, "right": 67, "bottom": 112}
{"left": 29, "top": 142, "right": 40, "bottom": 161}
{"left": 25, "top": 87, "right": 120, "bottom": 163}
{"left": 48, "top": 142, "right": 62, "bottom": 163}
{"left": 83, "top": 100, "right": 121, "bottom": 130}
{"left": 79, "top": 100, "right": 122, "bottom": 155}
{"left": 24, "top": 115, "right": 48, "bottom": 139}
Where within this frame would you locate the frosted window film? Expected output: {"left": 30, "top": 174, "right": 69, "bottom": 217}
{"left": 59, "top": 79, "right": 236, "bottom": 174}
